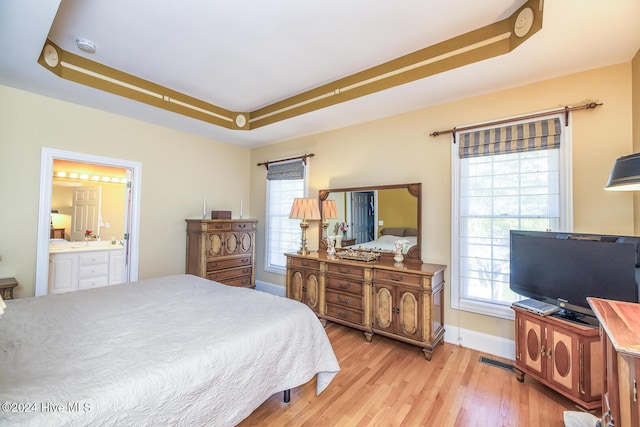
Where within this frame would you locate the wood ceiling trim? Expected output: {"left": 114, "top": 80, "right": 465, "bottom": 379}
{"left": 38, "top": 0, "right": 542, "bottom": 132}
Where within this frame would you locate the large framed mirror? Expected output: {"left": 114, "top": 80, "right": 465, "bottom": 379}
{"left": 319, "top": 183, "right": 422, "bottom": 264}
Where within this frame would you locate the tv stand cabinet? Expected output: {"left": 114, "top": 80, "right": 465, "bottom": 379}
{"left": 513, "top": 307, "right": 602, "bottom": 410}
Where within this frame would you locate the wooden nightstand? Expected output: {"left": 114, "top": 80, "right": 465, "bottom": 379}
{"left": 0, "top": 277, "right": 18, "bottom": 299}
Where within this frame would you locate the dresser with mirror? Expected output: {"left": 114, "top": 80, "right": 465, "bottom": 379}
{"left": 285, "top": 183, "right": 447, "bottom": 360}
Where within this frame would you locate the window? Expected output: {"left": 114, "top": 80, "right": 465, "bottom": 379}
{"left": 451, "top": 115, "right": 572, "bottom": 318}
{"left": 265, "top": 160, "right": 307, "bottom": 274}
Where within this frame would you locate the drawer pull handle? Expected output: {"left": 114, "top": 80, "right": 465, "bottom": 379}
{"left": 302, "top": 261, "right": 309, "bottom": 267}
{"left": 238, "top": 224, "right": 246, "bottom": 228}
{"left": 390, "top": 274, "right": 403, "bottom": 281}
{"left": 337, "top": 281, "right": 351, "bottom": 290}
{"left": 337, "top": 310, "right": 351, "bottom": 319}
{"left": 242, "top": 268, "right": 250, "bottom": 274}
{"left": 214, "top": 224, "right": 224, "bottom": 229}
{"left": 337, "top": 295, "right": 351, "bottom": 304}
{"left": 337, "top": 267, "right": 351, "bottom": 274}
{"left": 242, "top": 258, "right": 250, "bottom": 263}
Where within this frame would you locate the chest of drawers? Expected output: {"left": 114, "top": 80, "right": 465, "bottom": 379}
{"left": 186, "top": 219, "right": 257, "bottom": 288}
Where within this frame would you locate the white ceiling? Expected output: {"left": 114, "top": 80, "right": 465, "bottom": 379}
{"left": 1, "top": 0, "right": 639, "bottom": 148}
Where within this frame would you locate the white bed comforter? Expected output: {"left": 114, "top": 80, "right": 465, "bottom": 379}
{"left": 0, "top": 274, "right": 340, "bottom": 426}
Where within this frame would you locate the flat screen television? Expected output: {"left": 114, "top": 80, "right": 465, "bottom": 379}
{"left": 509, "top": 230, "right": 640, "bottom": 325}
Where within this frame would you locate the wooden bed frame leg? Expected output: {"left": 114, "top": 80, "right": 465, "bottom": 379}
{"left": 283, "top": 389, "right": 290, "bottom": 403}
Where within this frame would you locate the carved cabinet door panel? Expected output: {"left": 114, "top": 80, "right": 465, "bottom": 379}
{"left": 373, "top": 284, "right": 394, "bottom": 334}
{"left": 396, "top": 287, "right": 423, "bottom": 340}
{"left": 289, "top": 270, "right": 304, "bottom": 303}
{"left": 548, "top": 326, "right": 578, "bottom": 397}
{"left": 305, "top": 272, "right": 320, "bottom": 313}
{"left": 520, "top": 315, "right": 545, "bottom": 378}
{"left": 206, "top": 232, "right": 224, "bottom": 257}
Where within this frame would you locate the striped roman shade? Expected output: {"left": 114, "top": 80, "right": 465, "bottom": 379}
{"left": 266, "top": 159, "right": 304, "bottom": 180}
{"left": 458, "top": 118, "right": 561, "bottom": 159}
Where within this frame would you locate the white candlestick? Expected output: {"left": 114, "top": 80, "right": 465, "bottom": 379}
{"left": 240, "top": 200, "right": 243, "bottom": 218}
{"left": 203, "top": 196, "right": 207, "bottom": 219}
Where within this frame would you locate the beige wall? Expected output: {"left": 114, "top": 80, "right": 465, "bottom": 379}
{"left": 250, "top": 63, "right": 635, "bottom": 340}
{"left": 0, "top": 85, "right": 251, "bottom": 298}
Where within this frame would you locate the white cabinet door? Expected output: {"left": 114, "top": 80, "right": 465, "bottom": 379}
{"left": 109, "top": 250, "right": 125, "bottom": 285}
{"left": 49, "top": 253, "right": 78, "bottom": 294}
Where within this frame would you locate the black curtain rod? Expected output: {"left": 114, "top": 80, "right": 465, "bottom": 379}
{"left": 429, "top": 102, "right": 603, "bottom": 143}
{"left": 257, "top": 153, "right": 315, "bottom": 170}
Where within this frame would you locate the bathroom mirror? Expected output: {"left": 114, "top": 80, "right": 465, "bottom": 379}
{"left": 319, "top": 183, "right": 422, "bottom": 264}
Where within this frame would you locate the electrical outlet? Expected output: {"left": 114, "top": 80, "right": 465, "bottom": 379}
{"left": 378, "top": 220, "right": 384, "bottom": 226}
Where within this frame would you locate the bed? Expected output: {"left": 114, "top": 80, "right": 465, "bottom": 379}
{"left": 344, "top": 227, "right": 417, "bottom": 252}
{"left": 0, "top": 274, "right": 340, "bottom": 426}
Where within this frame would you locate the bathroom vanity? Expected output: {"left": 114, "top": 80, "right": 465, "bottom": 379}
{"left": 48, "top": 241, "right": 124, "bottom": 294}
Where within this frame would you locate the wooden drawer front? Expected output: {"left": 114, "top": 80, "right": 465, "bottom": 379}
{"left": 327, "top": 263, "right": 365, "bottom": 278}
{"left": 207, "top": 266, "right": 252, "bottom": 282}
{"left": 326, "top": 289, "right": 363, "bottom": 310}
{"left": 79, "top": 252, "right": 110, "bottom": 266}
{"left": 232, "top": 222, "right": 254, "bottom": 231}
{"left": 206, "top": 222, "right": 232, "bottom": 232}
{"left": 79, "top": 276, "right": 109, "bottom": 290}
{"left": 374, "top": 270, "right": 421, "bottom": 286}
{"left": 290, "top": 258, "right": 320, "bottom": 270}
{"left": 325, "top": 303, "right": 364, "bottom": 325}
{"left": 223, "top": 276, "right": 253, "bottom": 288}
{"left": 325, "top": 276, "right": 363, "bottom": 295}
{"left": 207, "top": 256, "right": 252, "bottom": 271}
{"left": 79, "top": 263, "right": 109, "bottom": 279}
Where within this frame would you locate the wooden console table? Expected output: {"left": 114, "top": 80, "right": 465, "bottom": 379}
{"left": 588, "top": 297, "right": 640, "bottom": 427}
{"left": 285, "top": 251, "right": 446, "bottom": 360}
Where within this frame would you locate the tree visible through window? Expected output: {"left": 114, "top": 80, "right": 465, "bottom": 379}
{"left": 452, "top": 116, "right": 570, "bottom": 317}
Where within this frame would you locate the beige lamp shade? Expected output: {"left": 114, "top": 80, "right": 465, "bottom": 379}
{"left": 0, "top": 294, "right": 5, "bottom": 319}
{"left": 321, "top": 199, "right": 338, "bottom": 219}
{"left": 289, "top": 198, "right": 321, "bottom": 220}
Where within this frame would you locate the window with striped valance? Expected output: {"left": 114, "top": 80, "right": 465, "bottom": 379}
{"left": 458, "top": 117, "right": 561, "bottom": 159}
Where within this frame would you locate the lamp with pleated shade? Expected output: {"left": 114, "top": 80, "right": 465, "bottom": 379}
{"left": 321, "top": 199, "right": 338, "bottom": 239}
{"left": 289, "top": 198, "right": 321, "bottom": 255}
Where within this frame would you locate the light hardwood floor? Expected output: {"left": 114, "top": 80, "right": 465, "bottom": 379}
{"left": 239, "top": 322, "right": 599, "bottom": 427}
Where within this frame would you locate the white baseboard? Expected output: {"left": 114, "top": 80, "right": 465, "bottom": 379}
{"left": 255, "top": 280, "right": 285, "bottom": 297}
{"left": 444, "top": 323, "right": 515, "bottom": 361}
{"left": 255, "top": 280, "right": 515, "bottom": 360}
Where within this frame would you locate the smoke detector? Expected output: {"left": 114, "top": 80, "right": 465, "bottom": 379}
{"left": 76, "top": 38, "right": 96, "bottom": 53}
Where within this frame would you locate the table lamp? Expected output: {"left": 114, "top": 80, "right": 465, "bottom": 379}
{"left": 289, "top": 198, "right": 321, "bottom": 255}
{"left": 321, "top": 199, "right": 338, "bottom": 239}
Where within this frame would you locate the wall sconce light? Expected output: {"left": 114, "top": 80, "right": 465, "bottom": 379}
{"left": 289, "top": 198, "right": 321, "bottom": 255}
{"left": 605, "top": 153, "right": 640, "bottom": 191}
{"left": 321, "top": 200, "right": 338, "bottom": 239}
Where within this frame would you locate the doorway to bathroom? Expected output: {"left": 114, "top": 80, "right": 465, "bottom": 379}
{"left": 35, "top": 148, "right": 142, "bottom": 296}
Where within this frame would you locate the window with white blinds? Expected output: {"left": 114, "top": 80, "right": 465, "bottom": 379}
{"left": 265, "top": 160, "right": 306, "bottom": 273}
{"left": 451, "top": 115, "right": 572, "bottom": 318}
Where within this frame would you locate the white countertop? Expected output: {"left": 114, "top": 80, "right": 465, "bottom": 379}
{"left": 49, "top": 240, "right": 124, "bottom": 254}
